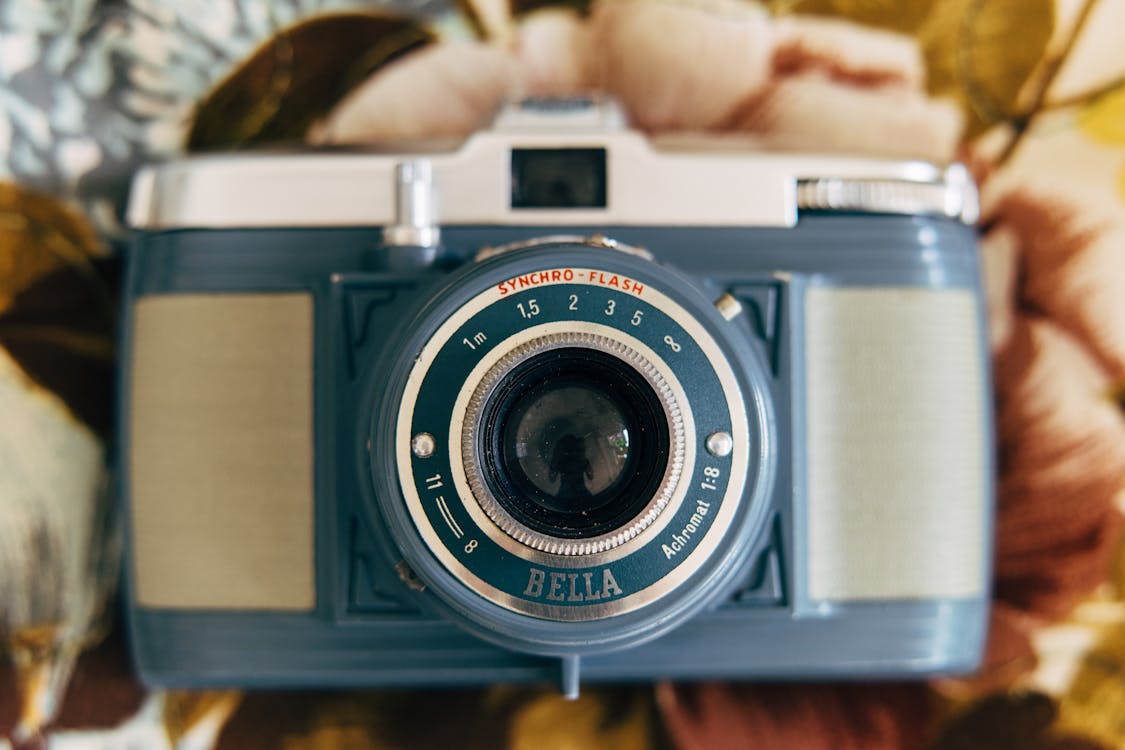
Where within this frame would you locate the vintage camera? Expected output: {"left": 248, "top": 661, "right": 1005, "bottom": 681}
{"left": 121, "top": 99, "right": 992, "bottom": 695}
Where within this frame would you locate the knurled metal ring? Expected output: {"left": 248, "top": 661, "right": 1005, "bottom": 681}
{"left": 461, "top": 331, "right": 686, "bottom": 556}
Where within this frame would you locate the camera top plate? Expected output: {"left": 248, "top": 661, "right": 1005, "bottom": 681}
{"left": 127, "top": 100, "right": 977, "bottom": 231}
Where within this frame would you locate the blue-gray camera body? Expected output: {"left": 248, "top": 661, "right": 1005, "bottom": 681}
{"left": 121, "top": 101, "right": 992, "bottom": 695}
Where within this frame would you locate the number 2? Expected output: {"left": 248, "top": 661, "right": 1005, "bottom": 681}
{"left": 569, "top": 294, "right": 579, "bottom": 311}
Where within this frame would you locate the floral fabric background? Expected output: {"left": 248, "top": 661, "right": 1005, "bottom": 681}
{"left": 1, "top": 0, "right": 1124, "bottom": 747}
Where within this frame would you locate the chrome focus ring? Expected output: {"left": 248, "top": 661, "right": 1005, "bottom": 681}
{"left": 461, "top": 331, "right": 686, "bottom": 556}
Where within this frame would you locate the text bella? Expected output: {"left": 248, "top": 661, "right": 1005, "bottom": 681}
{"left": 523, "top": 567, "right": 624, "bottom": 603}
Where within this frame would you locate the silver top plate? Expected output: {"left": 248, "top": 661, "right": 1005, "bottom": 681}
{"left": 128, "top": 116, "right": 978, "bottom": 231}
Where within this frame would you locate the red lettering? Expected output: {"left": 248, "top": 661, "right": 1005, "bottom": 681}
{"left": 584, "top": 271, "right": 644, "bottom": 297}
{"left": 498, "top": 269, "right": 582, "bottom": 297}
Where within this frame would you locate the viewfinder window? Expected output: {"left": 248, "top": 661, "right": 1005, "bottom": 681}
{"left": 510, "top": 148, "right": 607, "bottom": 209}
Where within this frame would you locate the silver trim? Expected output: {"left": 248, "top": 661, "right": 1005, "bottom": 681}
{"left": 475, "top": 234, "right": 652, "bottom": 262}
{"left": 796, "top": 163, "right": 978, "bottom": 223}
{"left": 128, "top": 128, "right": 978, "bottom": 230}
{"left": 383, "top": 159, "right": 440, "bottom": 248}
{"left": 461, "top": 332, "right": 686, "bottom": 557}
{"left": 491, "top": 97, "right": 628, "bottom": 133}
{"left": 411, "top": 432, "right": 436, "bottom": 459}
{"left": 706, "top": 431, "right": 734, "bottom": 458}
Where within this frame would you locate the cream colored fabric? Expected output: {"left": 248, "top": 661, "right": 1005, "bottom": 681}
{"left": 805, "top": 286, "right": 986, "bottom": 601}
{"left": 130, "top": 293, "right": 315, "bottom": 610}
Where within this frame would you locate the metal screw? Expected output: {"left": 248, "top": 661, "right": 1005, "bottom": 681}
{"left": 706, "top": 431, "right": 733, "bottom": 457}
{"left": 412, "top": 432, "right": 436, "bottom": 458}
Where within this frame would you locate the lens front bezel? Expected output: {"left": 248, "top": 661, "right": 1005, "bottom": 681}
{"left": 373, "top": 246, "right": 775, "bottom": 642}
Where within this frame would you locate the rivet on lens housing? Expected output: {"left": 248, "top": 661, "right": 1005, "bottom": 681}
{"left": 412, "top": 432, "right": 436, "bottom": 458}
{"left": 706, "top": 431, "right": 734, "bottom": 457}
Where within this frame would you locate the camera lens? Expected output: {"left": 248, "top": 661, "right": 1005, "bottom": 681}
{"left": 509, "top": 383, "right": 631, "bottom": 500}
{"left": 473, "top": 345, "right": 672, "bottom": 542}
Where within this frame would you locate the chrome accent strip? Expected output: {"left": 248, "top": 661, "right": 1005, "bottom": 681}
{"left": 796, "top": 163, "right": 978, "bottom": 223}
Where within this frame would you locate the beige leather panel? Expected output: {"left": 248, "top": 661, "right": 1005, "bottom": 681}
{"left": 130, "top": 293, "right": 315, "bottom": 610}
{"left": 805, "top": 287, "right": 986, "bottom": 601}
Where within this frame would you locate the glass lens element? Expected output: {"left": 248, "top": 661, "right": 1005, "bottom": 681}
{"left": 479, "top": 347, "right": 669, "bottom": 539}
{"left": 509, "top": 384, "right": 631, "bottom": 503}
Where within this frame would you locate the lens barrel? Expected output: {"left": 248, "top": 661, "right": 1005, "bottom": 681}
{"left": 477, "top": 347, "right": 670, "bottom": 539}
{"left": 463, "top": 332, "right": 685, "bottom": 556}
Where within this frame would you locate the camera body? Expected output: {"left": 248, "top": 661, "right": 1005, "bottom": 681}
{"left": 122, "top": 100, "right": 991, "bottom": 694}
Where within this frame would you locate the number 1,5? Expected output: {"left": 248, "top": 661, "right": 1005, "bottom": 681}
{"left": 517, "top": 299, "right": 541, "bottom": 319}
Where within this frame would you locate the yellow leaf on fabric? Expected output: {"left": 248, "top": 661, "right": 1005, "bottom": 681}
{"left": 162, "top": 691, "right": 242, "bottom": 743}
{"left": 0, "top": 183, "right": 116, "bottom": 435}
{"left": 9, "top": 625, "right": 64, "bottom": 739}
{"left": 918, "top": 0, "right": 1054, "bottom": 136}
{"left": 509, "top": 689, "right": 652, "bottom": 750}
{"left": 0, "top": 183, "right": 102, "bottom": 316}
{"left": 1078, "top": 85, "right": 1125, "bottom": 145}
{"left": 781, "top": 0, "right": 936, "bottom": 33}
{"left": 1055, "top": 620, "right": 1125, "bottom": 748}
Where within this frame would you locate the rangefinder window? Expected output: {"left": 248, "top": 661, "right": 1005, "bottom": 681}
{"left": 510, "top": 148, "right": 607, "bottom": 209}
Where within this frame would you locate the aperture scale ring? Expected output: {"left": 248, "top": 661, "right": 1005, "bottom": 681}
{"left": 462, "top": 331, "right": 687, "bottom": 556}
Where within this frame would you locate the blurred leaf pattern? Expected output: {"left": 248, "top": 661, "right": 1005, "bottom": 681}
{"left": 0, "top": 182, "right": 103, "bottom": 315}
{"left": 918, "top": 0, "right": 1054, "bottom": 136}
{"left": 3, "top": 0, "right": 1125, "bottom": 747}
{"left": 0, "top": 185, "right": 118, "bottom": 750}
{"left": 1077, "top": 83, "right": 1125, "bottom": 201}
{"left": 779, "top": 0, "right": 937, "bottom": 32}
{"left": 187, "top": 13, "right": 433, "bottom": 149}
{"left": 1078, "top": 85, "right": 1125, "bottom": 144}
{"left": 778, "top": 0, "right": 1056, "bottom": 136}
